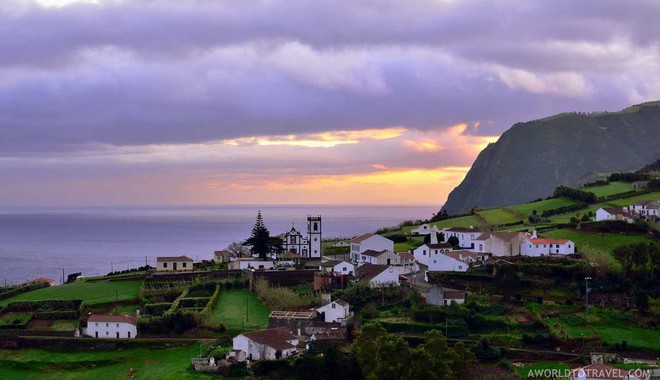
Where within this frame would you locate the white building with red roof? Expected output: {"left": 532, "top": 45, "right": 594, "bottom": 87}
{"left": 85, "top": 313, "right": 138, "bottom": 339}
{"left": 231, "top": 327, "right": 299, "bottom": 361}
{"left": 521, "top": 231, "right": 575, "bottom": 257}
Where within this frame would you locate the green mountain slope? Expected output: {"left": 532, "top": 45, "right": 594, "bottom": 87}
{"left": 442, "top": 101, "right": 660, "bottom": 215}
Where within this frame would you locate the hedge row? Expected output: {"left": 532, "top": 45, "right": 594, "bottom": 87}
{"left": 0, "top": 282, "right": 50, "bottom": 301}
{"left": 201, "top": 284, "right": 221, "bottom": 315}
{"left": 379, "top": 320, "right": 469, "bottom": 338}
{"left": 178, "top": 297, "right": 211, "bottom": 309}
{"left": 33, "top": 311, "right": 79, "bottom": 320}
{"left": 143, "top": 302, "right": 173, "bottom": 316}
{"left": 5, "top": 300, "right": 82, "bottom": 313}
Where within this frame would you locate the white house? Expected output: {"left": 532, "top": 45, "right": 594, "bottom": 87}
{"left": 413, "top": 243, "right": 452, "bottom": 266}
{"left": 630, "top": 200, "right": 660, "bottom": 219}
{"left": 319, "top": 259, "right": 354, "bottom": 276}
{"left": 521, "top": 232, "right": 575, "bottom": 256}
{"left": 443, "top": 227, "right": 481, "bottom": 250}
{"left": 595, "top": 207, "right": 634, "bottom": 223}
{"left": 316, "top": 299, "right": 351, "bottom": 323}
{"left": 231, "top": 327, "right": 299, "bottom": 361}
{"left": 350, "top": 234, "right": 394, "bottom": 262}
{"left": 228, "top": 259, "right": 276, "bottom": 270}
{"left": 473, "top": 232, "right": 527, "bottom": 257}
{"left": 356, "top": 264, "right": 400, "bottom": 287}
{"left": 355, "top": 249, "right": 404, "bottom": 266}
{"left": 156, "top": 256, "right": 194, "bottom": 272}
{"left": 85, "top": 314, "right": 138, "bottom": 339}
{"left": 410, "top": 223, "right": 440, "bottom": 236}
{"left": 425, "top": 286, "right": 467, "bottom": 306}
{"left": 427, "top": 250, "right": 477, "bottom": 272}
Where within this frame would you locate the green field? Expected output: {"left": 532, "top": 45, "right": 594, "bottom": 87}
{"left": 581, "top": 181, "right": 634, "bottom": 197}
{"left": 543, "top": 229, "right": 655, "bottom": 255}
{"left": 507, "top": 197, "right": 579, "bottom": 216}
{"left": 0, "top": 312, "right": 33, "bottom": 326}
{"left": 0, "top": 345, "right": 214, "bottom": 380}
{"left": 0, "top": 280, "right": 142, "bottom": 307}
{"left": 431, "top": 215, "right": 480, "bottom": 229}
{"left": 609, "top": 190, "right": 660, "bottom": 206}
{"left": 208, "top": 289, "right": 269, "bottom": 331}
{"left": 474, "top": 208, "right": 519, "bottom": 226}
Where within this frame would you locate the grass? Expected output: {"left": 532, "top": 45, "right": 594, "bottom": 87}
{"left": 431, "top": 215, "right": 481, "bottom": 229}
{"left": 0, "top": 280, "right": 142, "bottom": 307}
{"left": 508, "top": 197, "right": 579, "bottom": 216}
{"left": 513, "top": 362, "right": 570, "bottom": 379}
{"left": 208, "top": 289, "right": 270, "bottom": 331}
{"left": 0, "top": 345, "right": 215, "bottom": 380}
{"left": 609, "top": 190, "right": 660, "bottom": 206}
{"left": 476, "top": 208, "right": 521, "bottom": 226}
{"left": 581, "top": 181, "right": 634, "bottom": 197}
{"left": 0, "top": 312, "right": 33, "bottom": 326}
{"left": 49, "top": 320, "right": 79, "bottom": 331}
{"left": 543, "top": 229, "right": 655, "bottom": 255}
{"left": 393, "top": 236, "right": 424, "bottom": 251}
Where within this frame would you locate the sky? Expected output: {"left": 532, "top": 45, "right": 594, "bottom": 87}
{"left": 2, "top": 0, "right": 660, "bottom": 207}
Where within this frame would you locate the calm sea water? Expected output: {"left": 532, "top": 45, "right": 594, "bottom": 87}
{"left": 0, "top": 205, "right": 436, "bottom": 284}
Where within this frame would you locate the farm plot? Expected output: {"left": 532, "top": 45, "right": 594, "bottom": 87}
{"left": 0, "top": 280, "right": 141, "bottom": 307}
{"left": 208, "top": 289, "right": 269, "bottom": 331}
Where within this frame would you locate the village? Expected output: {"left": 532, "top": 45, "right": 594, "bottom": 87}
{"left": 0, "top": 180, "right": 659, "bottom": 379}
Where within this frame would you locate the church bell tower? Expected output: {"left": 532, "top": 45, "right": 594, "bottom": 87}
{"left": 307, "top": 215, "right": 322, "bottom": 258}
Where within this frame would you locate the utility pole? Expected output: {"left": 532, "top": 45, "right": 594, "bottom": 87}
{"left": 111, "top": 261, "right": 114, "bottom": 273}
{"left": 62, "top": 268, "right": 65, "bottom": 285}
{"left": 585, "top": 277, "right": 592, "bottom": 314}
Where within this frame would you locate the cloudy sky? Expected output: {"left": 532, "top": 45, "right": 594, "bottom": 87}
{"left": 1, "top": 0, "right": 659, "bottom": 206}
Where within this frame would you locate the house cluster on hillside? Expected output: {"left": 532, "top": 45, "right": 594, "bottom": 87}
{"left": 228, "top": 295, "right": 352, "bottom": 362}
{"left": 596, "top": 200, "right": 660, "bottom": 223}
{"left": 406, "top": 225, "right": 575, "bottom": 273}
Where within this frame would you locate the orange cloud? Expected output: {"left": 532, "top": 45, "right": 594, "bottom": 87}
{"left": 223, "top": 127, "right": 406, "bottom": 148}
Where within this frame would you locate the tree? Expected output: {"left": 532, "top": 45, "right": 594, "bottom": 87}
{"left": 447, "top": 236, "right": 459, "bottom": 247}
{"left": 244, "top": 211, "right": 282, "bottom": 259}
{"left": 226, "top": 242, "right": 250, "bottom": 257}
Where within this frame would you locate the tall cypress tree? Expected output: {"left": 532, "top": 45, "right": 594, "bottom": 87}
{"left": 245, "top": 211, "right": 281, "bottom": 259}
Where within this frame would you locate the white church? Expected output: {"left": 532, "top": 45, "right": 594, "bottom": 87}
{"left": 280, "top": 215, "right": 322, "bottom": 258}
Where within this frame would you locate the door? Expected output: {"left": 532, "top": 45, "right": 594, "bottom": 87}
{"left": 173, "top": 262, "right": 178, "bottom": 271}
{"left": 128, "top": 331, "right": 131, "bottom": 338}
{"left": 95, "top": 331, "right": 98, "bottom": 338}
{"left": 116, "top": 332, "right": 120, "bottom": 338}
{"left": 387, "top": 258, "right": 391, "bottom": 265}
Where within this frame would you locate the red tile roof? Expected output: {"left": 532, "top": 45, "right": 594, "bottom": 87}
{"left": 442, "top": 250, "right": 478, "bottom": 262}
{"left": 427, "top": 243, "right": 453, "bottom": 249}
{"left": 156, "top": 255, "right": 193, "bottom": 262}
{"left": 88, "top": 314, "right": 138, "bottom": 325}
{"left": 240, "top": 327, "right": 297, "bottom": 350}
{"left": 356, "top": 264, "right": 391, "bottom": 281}
{"left": 350, "top": 233, "right": 374, "bottom": 243}
{"left": 528, "top": 238, "right": 570, "bottom": 245}
{"left": 361, "top": 249, "right": 388, "bottom": 258}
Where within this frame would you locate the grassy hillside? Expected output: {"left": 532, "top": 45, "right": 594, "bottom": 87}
{"left": 0, "top": 345, "right": 213, "bottom": 380}
{"left": 0, "top": 280, "right": 141, "bottom": 307}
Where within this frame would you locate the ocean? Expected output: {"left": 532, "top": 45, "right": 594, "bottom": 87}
{"left": 0, "top": 205, "right": 437, "bottom": 284}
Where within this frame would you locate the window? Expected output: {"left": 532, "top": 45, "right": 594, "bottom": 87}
{"left": 342, "top": 267, "right": 347, "bottom": 271}
{"left": 106, "top": 323, "right": 109, "bottom": 327}
{"left": 116, "top": 323, "right": 119, "bottom": 327}
{"left": 106, "top": 331, "right": 109, "bottom": 336}
{"left": 423, "top": 250, "right": 427, "bottom": 255}
{"left": 182, "top": 262, "right": 187, "bottom": 268}
{"left": 95, "top": 323, "right": 98, "bottom": 327}
{"left": 389, "top": 268, "right": 393, "bottom": 273}
{"left": 331, "top": 303, "right": 336, "bottom": 309}
{"left": 458, "top": 266, "right": 463, "bottom": 269}
{"left": 313, "top": 222, "right": 318, "bottom": 231}
{"left": 163, "top": 262, "right": 168, "bottom": 268}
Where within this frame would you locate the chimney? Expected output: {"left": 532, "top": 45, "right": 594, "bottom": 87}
{"left": 136, "top": 308, "right": 140, "bottom": 317}
{"left": 532, "top": 230, "right": 538, "bottom": 239}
